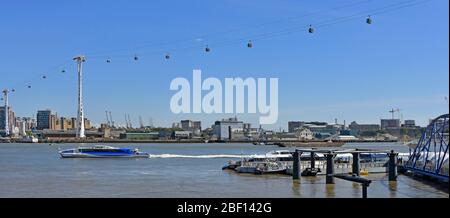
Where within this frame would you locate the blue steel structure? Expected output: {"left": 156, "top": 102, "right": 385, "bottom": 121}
{"left": 404, "top": 114, "right": 449, "bottom": 182}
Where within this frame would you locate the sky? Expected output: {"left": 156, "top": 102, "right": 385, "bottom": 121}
{"left": 0, "top": 0, "right": 448, "bottom": 130}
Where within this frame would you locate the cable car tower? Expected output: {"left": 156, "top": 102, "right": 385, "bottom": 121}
{"left": 74, "top": 55, "right": 86, "bottom": 138}
{"left": 2, "top": 89, "right": 10, "bottom": 136}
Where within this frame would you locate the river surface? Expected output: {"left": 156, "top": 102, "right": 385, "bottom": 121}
{"left": 0, "top": 142, "right": 448, "bottom": 198}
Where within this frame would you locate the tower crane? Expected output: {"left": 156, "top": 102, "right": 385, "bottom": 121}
{"left": 389, "top": 108, "right": 401, "bottom": 119}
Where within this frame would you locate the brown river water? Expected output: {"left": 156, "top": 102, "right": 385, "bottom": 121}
{"left": 0, "top": 142, "right": 448, "bottom": 198}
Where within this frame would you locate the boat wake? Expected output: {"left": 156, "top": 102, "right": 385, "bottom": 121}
{"left": 148, "top": 154, "right": 256, "bottom": 159}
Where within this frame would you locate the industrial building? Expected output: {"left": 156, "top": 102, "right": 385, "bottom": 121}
{"left": 213, "top": 117, "right": 244, "bottom": 140}
{"left": 119, "top": 132, "right": 160, "bottom": 140}
{"left": 380, "top": 119, "right": 401, "bottom": 130}
{"left": 348, "top": 121, "right": 380, "bottom": 134}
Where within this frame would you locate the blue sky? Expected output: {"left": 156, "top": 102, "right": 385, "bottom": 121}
{"left": 0, "top": 0, "right": 448, "bottom": 129}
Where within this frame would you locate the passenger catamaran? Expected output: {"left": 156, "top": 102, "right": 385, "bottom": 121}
{"left": 59, "top": 145, "right": 150, "bottom": 158}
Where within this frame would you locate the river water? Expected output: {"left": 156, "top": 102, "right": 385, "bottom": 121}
{"left": 0, "top": 142, "right": 447, "bottom": 198}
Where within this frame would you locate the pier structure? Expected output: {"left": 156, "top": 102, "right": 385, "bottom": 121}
{"left": 404, "top": 114, "right": 449, "bottom": 182}
{"left": 352, "top": 152, "right": 360, "bottom": 176}
{"left": 293, "top": 148, "right": 398, "bottom": 180}
{"left": 325, "top": 152, "right": 335, "bottom": 184}
{"left": 292, "top": 148, "right": 399, "bottom": 197}
{"left": 292, "top": 150, "right": 301, "bottom": 180}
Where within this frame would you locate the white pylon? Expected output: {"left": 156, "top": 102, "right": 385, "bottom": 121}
{"left": 73, "top": 55, "right": 86, "bottom": 138}
{"left": 2, "top": 89, "right": 10, "bottom": 136}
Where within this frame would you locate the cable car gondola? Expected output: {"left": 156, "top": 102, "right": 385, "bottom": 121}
{"left": 308, "top": 25, "right": 314, "bottom": 33}
{"left": 366, "top": 15, "right": 372, "bottom": 24}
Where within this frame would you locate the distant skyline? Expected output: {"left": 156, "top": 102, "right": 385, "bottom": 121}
{"left": 0, "top": 0, "right": 448, "bottom": 130}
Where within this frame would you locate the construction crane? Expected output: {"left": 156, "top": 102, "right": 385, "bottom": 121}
{"left": 389, "top": 108, "right": 401, "bottom": 119}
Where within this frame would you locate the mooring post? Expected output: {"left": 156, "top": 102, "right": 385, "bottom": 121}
{"left": 293, "top": 150, "right": 301, "bottom": 180}
{"left": 352, "top": 152, "right": 360, "bottom": 176}
{"left": 310, "top": 151, "right": 315, "bottom": 169}
{"left": 388, "top": 150, "right": 398, "bottom": 181}
{"left": 362, "top": 183, "right": 369, "bottom": 198}
{"left": 325, "top": 153, "right": 335, "bottom": 184}
{"left": 334, "top": 174, "right": 372, "bottom": 198}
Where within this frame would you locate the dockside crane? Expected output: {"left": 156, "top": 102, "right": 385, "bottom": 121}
{"left": 109, "top": 111, "right": 115, "bottom": 128}
{"left": 149, "top": 117, "right": 154, "bottom": 128}
{"left": 127, "top": 114, "right": 133, "bottom": 129}
{"left": 139, "top": 116, "right": 144, "bottom": 128}
{"left": 105, "top": 111, "right": 110, "bottom": 127}
{"left": 124, "top": 114, "right": 129, "bottom": 129}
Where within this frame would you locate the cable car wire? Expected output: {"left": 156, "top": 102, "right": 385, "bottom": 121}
{"left": 2, "top": 0, "right": 433, "bottom": 97}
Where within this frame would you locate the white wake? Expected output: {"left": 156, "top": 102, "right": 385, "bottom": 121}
{"left": 148, "top": 154, "right": 257, "bottom": 159}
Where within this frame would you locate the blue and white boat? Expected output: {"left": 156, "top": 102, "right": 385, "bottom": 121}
{"left": 59, "top": 145, "right": 150, "bottom": 158}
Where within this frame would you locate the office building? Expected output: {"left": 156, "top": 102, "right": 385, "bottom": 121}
{"left": 37, "top": 110, "right": 52, "bottom": 130}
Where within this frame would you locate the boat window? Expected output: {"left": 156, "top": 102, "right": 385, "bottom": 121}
{"left": 80, "top": 149, "right": 128, "bottom": 153}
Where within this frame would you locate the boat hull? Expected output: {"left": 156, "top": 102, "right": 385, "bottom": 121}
{"left": 59, "top": 152, "right": 149, "bottom": 158}
{"left": 235, "top": 166, "right": 258, "bottom": 173}
{"left": 255, "top": 169, "right": 287, "bottom": 175}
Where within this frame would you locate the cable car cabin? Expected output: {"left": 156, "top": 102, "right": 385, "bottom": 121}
{"left": 366, "top": 16, "right": 372, "bottom": 24}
